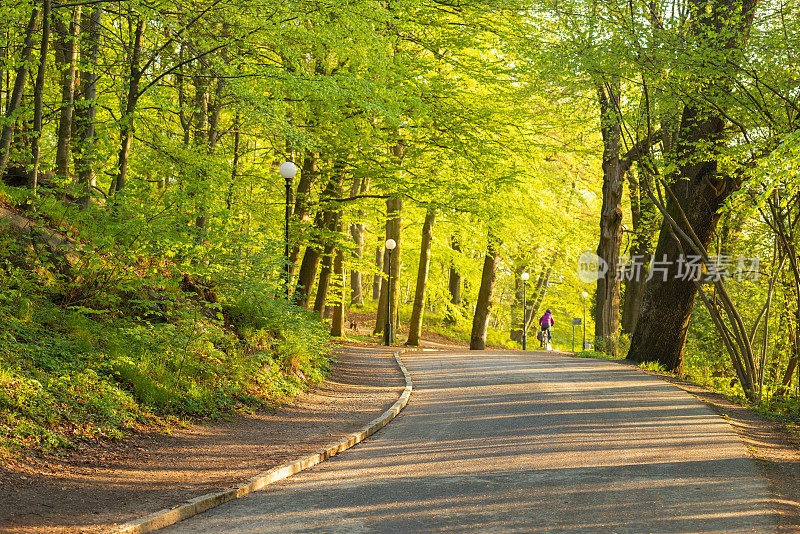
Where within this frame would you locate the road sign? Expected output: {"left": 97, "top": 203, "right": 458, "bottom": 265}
{"left": 572, "top": 317, "right": 581, "bottom": 325}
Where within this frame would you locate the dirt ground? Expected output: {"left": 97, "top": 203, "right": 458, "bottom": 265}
{"left": 0, "top": 342, "right": 406, "bottom": 533}
{"left": 2, "top": 340, "right": 799, "bottom": 532}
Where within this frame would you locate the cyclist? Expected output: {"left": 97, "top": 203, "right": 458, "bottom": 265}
{"left": 539, "top": 309, "right": 554, "bottom": 348}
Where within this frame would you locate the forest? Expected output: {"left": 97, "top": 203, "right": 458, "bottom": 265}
{"left": 0, "top": 0, "right": 799, "bottom": 457}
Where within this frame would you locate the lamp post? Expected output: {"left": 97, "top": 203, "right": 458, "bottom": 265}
{"left": 383, "top": 238, "right": 396, "bottom": 346}
{"left": 521, "top": 272, "right": 529, "bottom": 350}
{"left": 581, "top": 291, "right": 588, "bottom": 350}
{"left": 279, "top": 161, "right": 297, "bottom": 299}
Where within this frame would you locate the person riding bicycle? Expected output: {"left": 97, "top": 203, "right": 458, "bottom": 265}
{"left": 539, "top": 309, "right": 554, "bottom": 348}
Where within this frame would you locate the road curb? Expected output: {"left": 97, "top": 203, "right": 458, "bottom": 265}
{"left": 113, "top": 347, "right": 416, "bottom": 534}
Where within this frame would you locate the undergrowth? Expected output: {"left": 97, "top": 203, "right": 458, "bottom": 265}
{"left": 0, "top": 197, "right": 331, "bottom": 460}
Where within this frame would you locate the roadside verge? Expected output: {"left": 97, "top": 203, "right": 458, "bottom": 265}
{"left": 113, "top": 348, "right": 415, "bottom": 534}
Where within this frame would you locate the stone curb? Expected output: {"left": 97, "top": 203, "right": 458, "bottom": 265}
{"left": 112, "top": 347, "right": 416, "bottom": 534}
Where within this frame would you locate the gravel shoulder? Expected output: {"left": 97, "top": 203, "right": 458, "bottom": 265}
{"left": 0, "top": 342, "right": 405, "bottom": 534}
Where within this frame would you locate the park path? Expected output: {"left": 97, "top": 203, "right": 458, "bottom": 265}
{"left": 162, "top": 349, "right": 780, "bottom": 533}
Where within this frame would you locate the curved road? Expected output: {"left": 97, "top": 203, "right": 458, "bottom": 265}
{"left": 162, "top": 350, "right": 779, "bottom": 533}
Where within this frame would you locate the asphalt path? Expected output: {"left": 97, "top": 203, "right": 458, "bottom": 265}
{"left": 162, "top": 350, "right": 780, "bottom": 533}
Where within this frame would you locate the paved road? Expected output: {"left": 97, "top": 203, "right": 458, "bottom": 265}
{"left": 162, "top": 350, "right": 779, "bottom": 533}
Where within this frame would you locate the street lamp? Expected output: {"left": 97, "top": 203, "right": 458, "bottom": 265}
{"left": 383, "top": 238, "right": 397, "bottom": 346}
{"left": 581, "top": 291, "right": 589, "bottom": 350}
{"left": 521, "top": 272, "right": 529, "bottom": 350}
{"left": 279, "top": 161, "right": 297, "bottom": 299}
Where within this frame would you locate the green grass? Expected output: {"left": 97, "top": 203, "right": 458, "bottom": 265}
{"left": 574, "top": 349, "right": 623, "bottom": 360}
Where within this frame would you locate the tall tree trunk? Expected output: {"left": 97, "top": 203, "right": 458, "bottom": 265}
{"left": 620, "top": 164, "right": 659, "bottom": 334}
{"left": 374, "top": 196, "right": 402, "bottom": 337}
{"left": 292, "top": 213, "right": 323, "bottom": 308}
{"left": 372, "top": 244, "right": 383, "bottom": 300}
{"left": 313, "top": 241, "right": 337, "bottom": 315}
{"left": 594, "top": 76, "right": 623, "bottom": 355}
{"left": 350, "top": 220, "right": 365, "bottom": 306}
{"left": 626, "top": 125, "right": 737, "bottom": 369}
{"left": 226, "top": 112, "right": 241, "bottom": 209}
{"left": 110, "top": 15, "right": 145, "bottom": 197}
{"left": 406, "top": 206, "right": 436, "bottom": 346}
{"left": 349, "top": 176, "right": 368, "bottom": 307}
{"left": 330, "top": 247, "right": 345, "bottom": 337}
{"left": 0, "top": 36, "right": 4, "bottom": 113}
{"left": 448, "top": 233, "right": 462, "bottom": 304}
{"left": 0, "top": 7, "right": 40, "bottom": 176}
{"left": 29, "top": 0, "right": 52, "bottom": 193}
{"left": 470, "top": 235, "right": 500, "bottom": 350}
{"left": 626, "top": 0, "right": 757, "bottom": 370}
{"left": 288, "top": 151, "right": 318, "bottom": 280}
{"left": 191, "top": 65, "right": 210, "bottom": 235}
{"left": 312, "top": 164, "right": 345, "bottom": 313}
{"left": 53, "top": 7, "right": 81, "bottom": 192}
{"left": 529, "top": 268, "right": 552, "bottom": 326}
{"left": 73, "top": 6, "right": 101, "bottom": 209}
{"left": 510, "top": 263, "right": 526, "bottom": 342}
{"left": 294, "top": 165, "right": 343, "bottom": 308}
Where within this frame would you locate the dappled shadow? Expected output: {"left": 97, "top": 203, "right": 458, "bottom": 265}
{"left": 163, "top": 350, "right": 782, "bottom": 533}
{"left": 0, "top": 345, "right": 408, "bottom": 532}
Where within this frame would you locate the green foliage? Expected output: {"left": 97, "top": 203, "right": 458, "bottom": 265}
{"left": 0, "top": 202, "right": 331, "bottom": 458}
{"left": 442, "top": 303, "right": 468, "bottom": 328}
{"left": 639, "top": 361, "right": 668, "bottom": 373}
{"left": 574, "top": 349, "right": 619, "bottom": 361}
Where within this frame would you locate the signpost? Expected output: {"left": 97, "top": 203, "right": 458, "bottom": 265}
{"left": 572, "top": 317, "right": 581, "bottom": 352}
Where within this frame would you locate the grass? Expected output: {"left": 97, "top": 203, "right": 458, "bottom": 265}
{"left": 574, "top": 349, "right": 622, "bottom": 361}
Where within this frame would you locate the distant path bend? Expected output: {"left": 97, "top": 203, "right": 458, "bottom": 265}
{"left": 164, "top": 350, "right": 781, "bottom": 533}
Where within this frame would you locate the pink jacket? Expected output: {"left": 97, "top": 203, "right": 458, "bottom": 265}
{"left": 539, "top": 312, "right": 554, "bottom": 327}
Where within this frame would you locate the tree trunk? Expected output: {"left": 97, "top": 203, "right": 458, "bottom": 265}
{"left": 288, "top": 151, "right": 318, "bottom": 280}
{"left": 626, "top": 116, "right": 740, "bottom": 370}
{"left": 0, "top": 36, "right": 4, "bottom": 113}
{"left": 29, "top": 0, "right": 52, "bottom": 192}
{"left": 470, "top": 235, "right": 500, "bottom": 350}
{"left": 110, "top": 16, "right": 145, "bottom": 196}
{"left": 191, "top": 64, "right": 210, "bottom": 235}
{"left": 313, "top": 242, "right": 336, "bottom": 315}
{"left": 510, "top": 263, "right": 526, "bottom": 342}
{"left": 0, "top": 7, "right": 40, "bottom": 176}
{"left": 53, "top": 7, "right": 81, "bottom": 191}
{"left": 448, "top": 233, "right": 462, "bottom": 304}
{"left": 330, "top": 247, "right": 345, "bottom": 337}
{"left": 372, "top": 245, "right": 383, "bottom": 300}
{"left": 350, "top": 221, "right": 365, "bottom": 306}
{"left": 374, "top": 196, "right": 402, "bottom": 338}
{"left": 594, "top": 77, "right": 623, "bottom": 355}
{"left": 406, "top": 206, "right": 436, "bottom": 346}
{"left": 620, "top": 164, "right": 658, "bottom": 334}
{"left": 349, "top": 176, "right": 368, "bottom": 307}
{"left": 226, "top": 112, "right": 240, "bottom": 209}
{"left": 295, "top": 165, "right": 343, "bottom": 308}
{"left": 626, "top": 0, "right": 757, "bottom": 370}
{"left": 293, "top": 215, "right": 322, "bottom": 307}
{"left": 73, "top": 6, "right": 101, "bottom": 209}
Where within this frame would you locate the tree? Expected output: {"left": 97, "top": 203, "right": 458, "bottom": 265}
{"left": 406, "top": 206, "right": 436, "bottom": 346}
{"left": 627, "top": 0, "right": 759, "bottom": 370}
{"left": 470, "top": 234, "right": 500, "bottom": 350}
{"left": 0, "top": 6, "right": 40, "bottom": 176}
